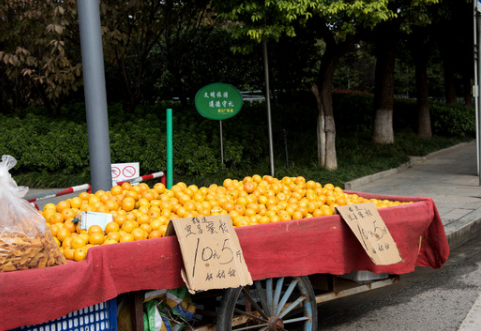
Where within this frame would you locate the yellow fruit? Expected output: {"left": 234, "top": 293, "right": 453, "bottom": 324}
{"left": 87, "top": 224, "right": 103, "bottom": 235}
{"left": 71, "top": 236, "right": 88, "bottom": 249}
{"left": 43, "top": 203, "right": 57, "bottom": 212}
{"left": 73, "top": 247, "right": 88, "bottom": 262}
{"left": 120, "top": 233, "right": 135, "bottom": 243}
{"left": 103, "top": 238, "right": 118, "bottom": 245}
{"left": 89, "top": 232, "right": 105, "bottom": 245}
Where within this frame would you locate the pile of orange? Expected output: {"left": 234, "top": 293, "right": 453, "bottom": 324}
{"left": 42, "top": 175, "right": 410, "bottom": 262}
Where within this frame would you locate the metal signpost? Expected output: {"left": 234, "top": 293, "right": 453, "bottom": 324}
{"left": 475, "top": 0, "right": 481, "bottom": 185}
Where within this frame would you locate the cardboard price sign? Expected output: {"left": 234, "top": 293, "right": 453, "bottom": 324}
{"left": 336, "top": 203, "right": 403, "bottom": 265}
{"left": 167, "top": 215, "right": 253, "bottom": 294}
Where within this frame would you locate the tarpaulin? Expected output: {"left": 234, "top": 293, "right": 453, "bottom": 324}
{"left": 1, "top": 193, "right": 449, "bottom": 330}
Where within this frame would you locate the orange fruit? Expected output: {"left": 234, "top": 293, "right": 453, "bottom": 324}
{"left": 120, "top": 233, "right": 135, "bottom": 243}
{"left": 110, "top": 185, "right": 123, "bottom": 196}
{"left": 141, "top": 189, "right": 156, "bottom": 201}
{"left": 158, "top": 224, "right": 168, "bottom": 236}
{"left": 137, "top": 198, "right": 151, "bottom": 209}
{"left": 140, "top": 223, "right": 152, "bottom": 234}
{"left": 137, "top": 182, "right": 150, "bottom": 192}
{"left": 105, "top": 199, "right": 119, "bottom": 211}
{"left": 48, "top": 212, "right": 64, "bottom": 224}
{"left": 43, "top": 203, "right": 57, "bottom": 212}
{"left": 89, "top": 232, "right": 105, "bottom": 245}
{"left": 312, "top": 209, "right": 324, "bottom": 217}
{"left": 79, "top": 192, "right": 91, "bottom": 200}
{"left": 121, "top": 197, "right": 136, "bottom": 212}
{"left": 73, "top": 247, "right": 88, "bottom": 262}
{"left": 70, "top": 197, "right": 82, "bottom": 209}
{"left": 56, "top": 200, "right": 70, "bottom": 213}
{"left": 61, "top": 208, "right": 76, "bottom": 220}
{"left": 125, "top": 212, "right": 137, "bottom": 222}
{"left": 53, "top": 237, "right": 61, "bottom": 247}
{"left": 88, "top": 195, "right": 101, "bottom": 206}
{"left": 49, "top": 224, "right": 59, "bottom": 237}
{"left": 147, "top": 208, "right": 160, "bottom": 219}
{"left": 64, "top": 220, "right": 77, "bottom": 233}
{"left": 131, "top": 227, "right": 147, "bottom": 241}
{"left": 56, "top": 228, "right": 71, "bottom": 242}
{"left": 99, "top": 193, "right": 111, "bottom": 204}
{"left": 292, "top": 211, "right": 304, "bottom": 220}
{"left": 130, "top": 185, "right": 143, "bottom": 195}
{"left": 103, "top": 238, "right": 118, "bottom": 245}
{"left": 124, "top": 190, "right": 139, "bottom": 200}
{"left": 243, "top": 182, "right": 256, "bottom": 193}
{"left": 137, "top": 206, "right": 149, "bottom": 215}
{"left": 153, "top": 182, "right": 166, "bottom": 194}
{"left": 63, "top": 248, "right": 75, "bottom": 260}
{"left": 136, "top": 214, "right": 150, "bottom": 225}
{"left": 87, "top": 224, "right": 103, "bottom": 235}
{"left": 61, "top": 237, "right": 73, "bottom": 249}
{"left": 121, "top": 182, "right": 132, "bottom": 191}
{"left": 107, "top": 231, "right": 121, "bottom": 241}
{"left": 324, "top": 183, "right": 334, "bottom": 191}
{"left": 121, "top": 220, "right": 137, "bottom": 233}
{"left": 149, "top": 218, "right": 162, "bottom": 230}
{"left": 149, "top": 230, "right": 163, "bottom": 239}
{"left": 105, "top": 221, "right": 120, "bottom": 234}
{"left": 258, "top": 216, "right": 270, "bottom": 224}
{"left": 150, "top": 199, "right": 161, "bottom": 208}
{"left": 159, "top": 200, "right": 173, "bottom": 211}
{"left": 71, "top": 236, "right": 88, "bottom": 249}
{"left": 114, "top": 213, "right": 127, "bottom": 226}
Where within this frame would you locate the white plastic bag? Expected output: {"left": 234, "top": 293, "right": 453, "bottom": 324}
{"left": 0, "top": 155, "right": 66, "bottom": 272}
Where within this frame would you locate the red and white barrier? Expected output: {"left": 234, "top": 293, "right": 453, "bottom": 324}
{"left": 115, "top": 171, "right": 165, "bottom": 186}
{"left": 25, "top": 171, "right": 166, "bottom": 210}
{"left": 27, "top": 183, "right": 92, "bottom": 204}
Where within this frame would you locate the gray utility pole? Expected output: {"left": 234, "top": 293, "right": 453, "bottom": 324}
{"left": 263, "top": 40, "right": 275, "bottom": 177}
{"left": 77, "top": 0, "right": 112, "bottom": 192}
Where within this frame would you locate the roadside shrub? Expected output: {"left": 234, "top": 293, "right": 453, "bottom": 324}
{"left": 431, "top": 102, "right": 475, "bottom": 137}
{"left": 2, "top": 94, "right": 474, "bottom": 188}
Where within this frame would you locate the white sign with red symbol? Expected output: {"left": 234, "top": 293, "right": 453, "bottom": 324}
{"left": 111, "top": 162, "right": 140, "bottom": 186}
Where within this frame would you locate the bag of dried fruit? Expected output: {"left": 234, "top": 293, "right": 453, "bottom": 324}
{"left": 0, "top": 155, "right": 66, "bottom": 272}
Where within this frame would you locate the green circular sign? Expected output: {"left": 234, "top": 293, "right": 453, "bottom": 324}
{"left": 195, "top": 83, "right": 243, "bottom": 120}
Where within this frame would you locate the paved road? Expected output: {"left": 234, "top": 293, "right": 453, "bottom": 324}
{"left": 316, "top": 231, "right": 481, "bottom": 331}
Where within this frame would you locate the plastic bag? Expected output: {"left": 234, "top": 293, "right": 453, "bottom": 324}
{"left": 143, "top": 287, "right": 196, "bottom": 331}
{"left": 0, "top": 155, "right": 66, "bottom": 272}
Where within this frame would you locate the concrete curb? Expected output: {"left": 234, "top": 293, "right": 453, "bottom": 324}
{"left": 344, "top": 142, "right": 473, "bottom": 191}
{"left": 445, "top": 209, "right": 481, "bottom": 251}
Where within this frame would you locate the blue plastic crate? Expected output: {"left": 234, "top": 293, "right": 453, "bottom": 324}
{"left": 12, "top": 298, "right": 117, "bottom": 331}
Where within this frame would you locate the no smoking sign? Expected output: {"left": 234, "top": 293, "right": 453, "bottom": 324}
{"left": 111, "top": 162, "right": 139, "bottom": 186}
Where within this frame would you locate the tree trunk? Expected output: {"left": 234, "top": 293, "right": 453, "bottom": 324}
{"left": 463, "top": 76, "right": 473, "bottom": 109}
{"left": 372, "top": 25, "right": 396, "bottom": 144}
{"left": 118, "top": 58, "right": 136, "bottom": 113}
{"left": 440, "top": 45, "right": 457, "bottom": 106}
{"left": 415, "top": 54, "right": 432, "bottom": 138}
{"left": 311, "top": 48, "right": 339, "bottom": 170}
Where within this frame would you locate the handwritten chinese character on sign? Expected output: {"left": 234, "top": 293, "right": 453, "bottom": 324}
{"left": 336, "top": 202, "right": 403, "bottom": 265}
{"left": 166, "top": 215, "right": 252, "bottom": 294}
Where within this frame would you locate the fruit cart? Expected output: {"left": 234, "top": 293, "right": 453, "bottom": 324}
{"left": 0, "top": 192, "right": 449, "bottom": 331}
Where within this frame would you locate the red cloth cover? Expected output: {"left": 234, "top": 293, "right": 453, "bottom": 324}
{"left": 0, "top": 193, "right": 449, "bottom": 330}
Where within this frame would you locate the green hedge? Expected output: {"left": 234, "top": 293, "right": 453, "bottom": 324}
{"left": 1, "top": 93, "right": 475, "bottom": 188}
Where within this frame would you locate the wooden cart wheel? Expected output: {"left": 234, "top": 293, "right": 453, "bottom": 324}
{"left": 217, "top": 276, "right": 318, "bottom": 331}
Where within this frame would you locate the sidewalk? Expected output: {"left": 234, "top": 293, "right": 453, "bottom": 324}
{"left": 345, "top": 140, "right": 481, "bottom": 251}
{"left": 344, "top": 139, "right": 481, "bottom": 331}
